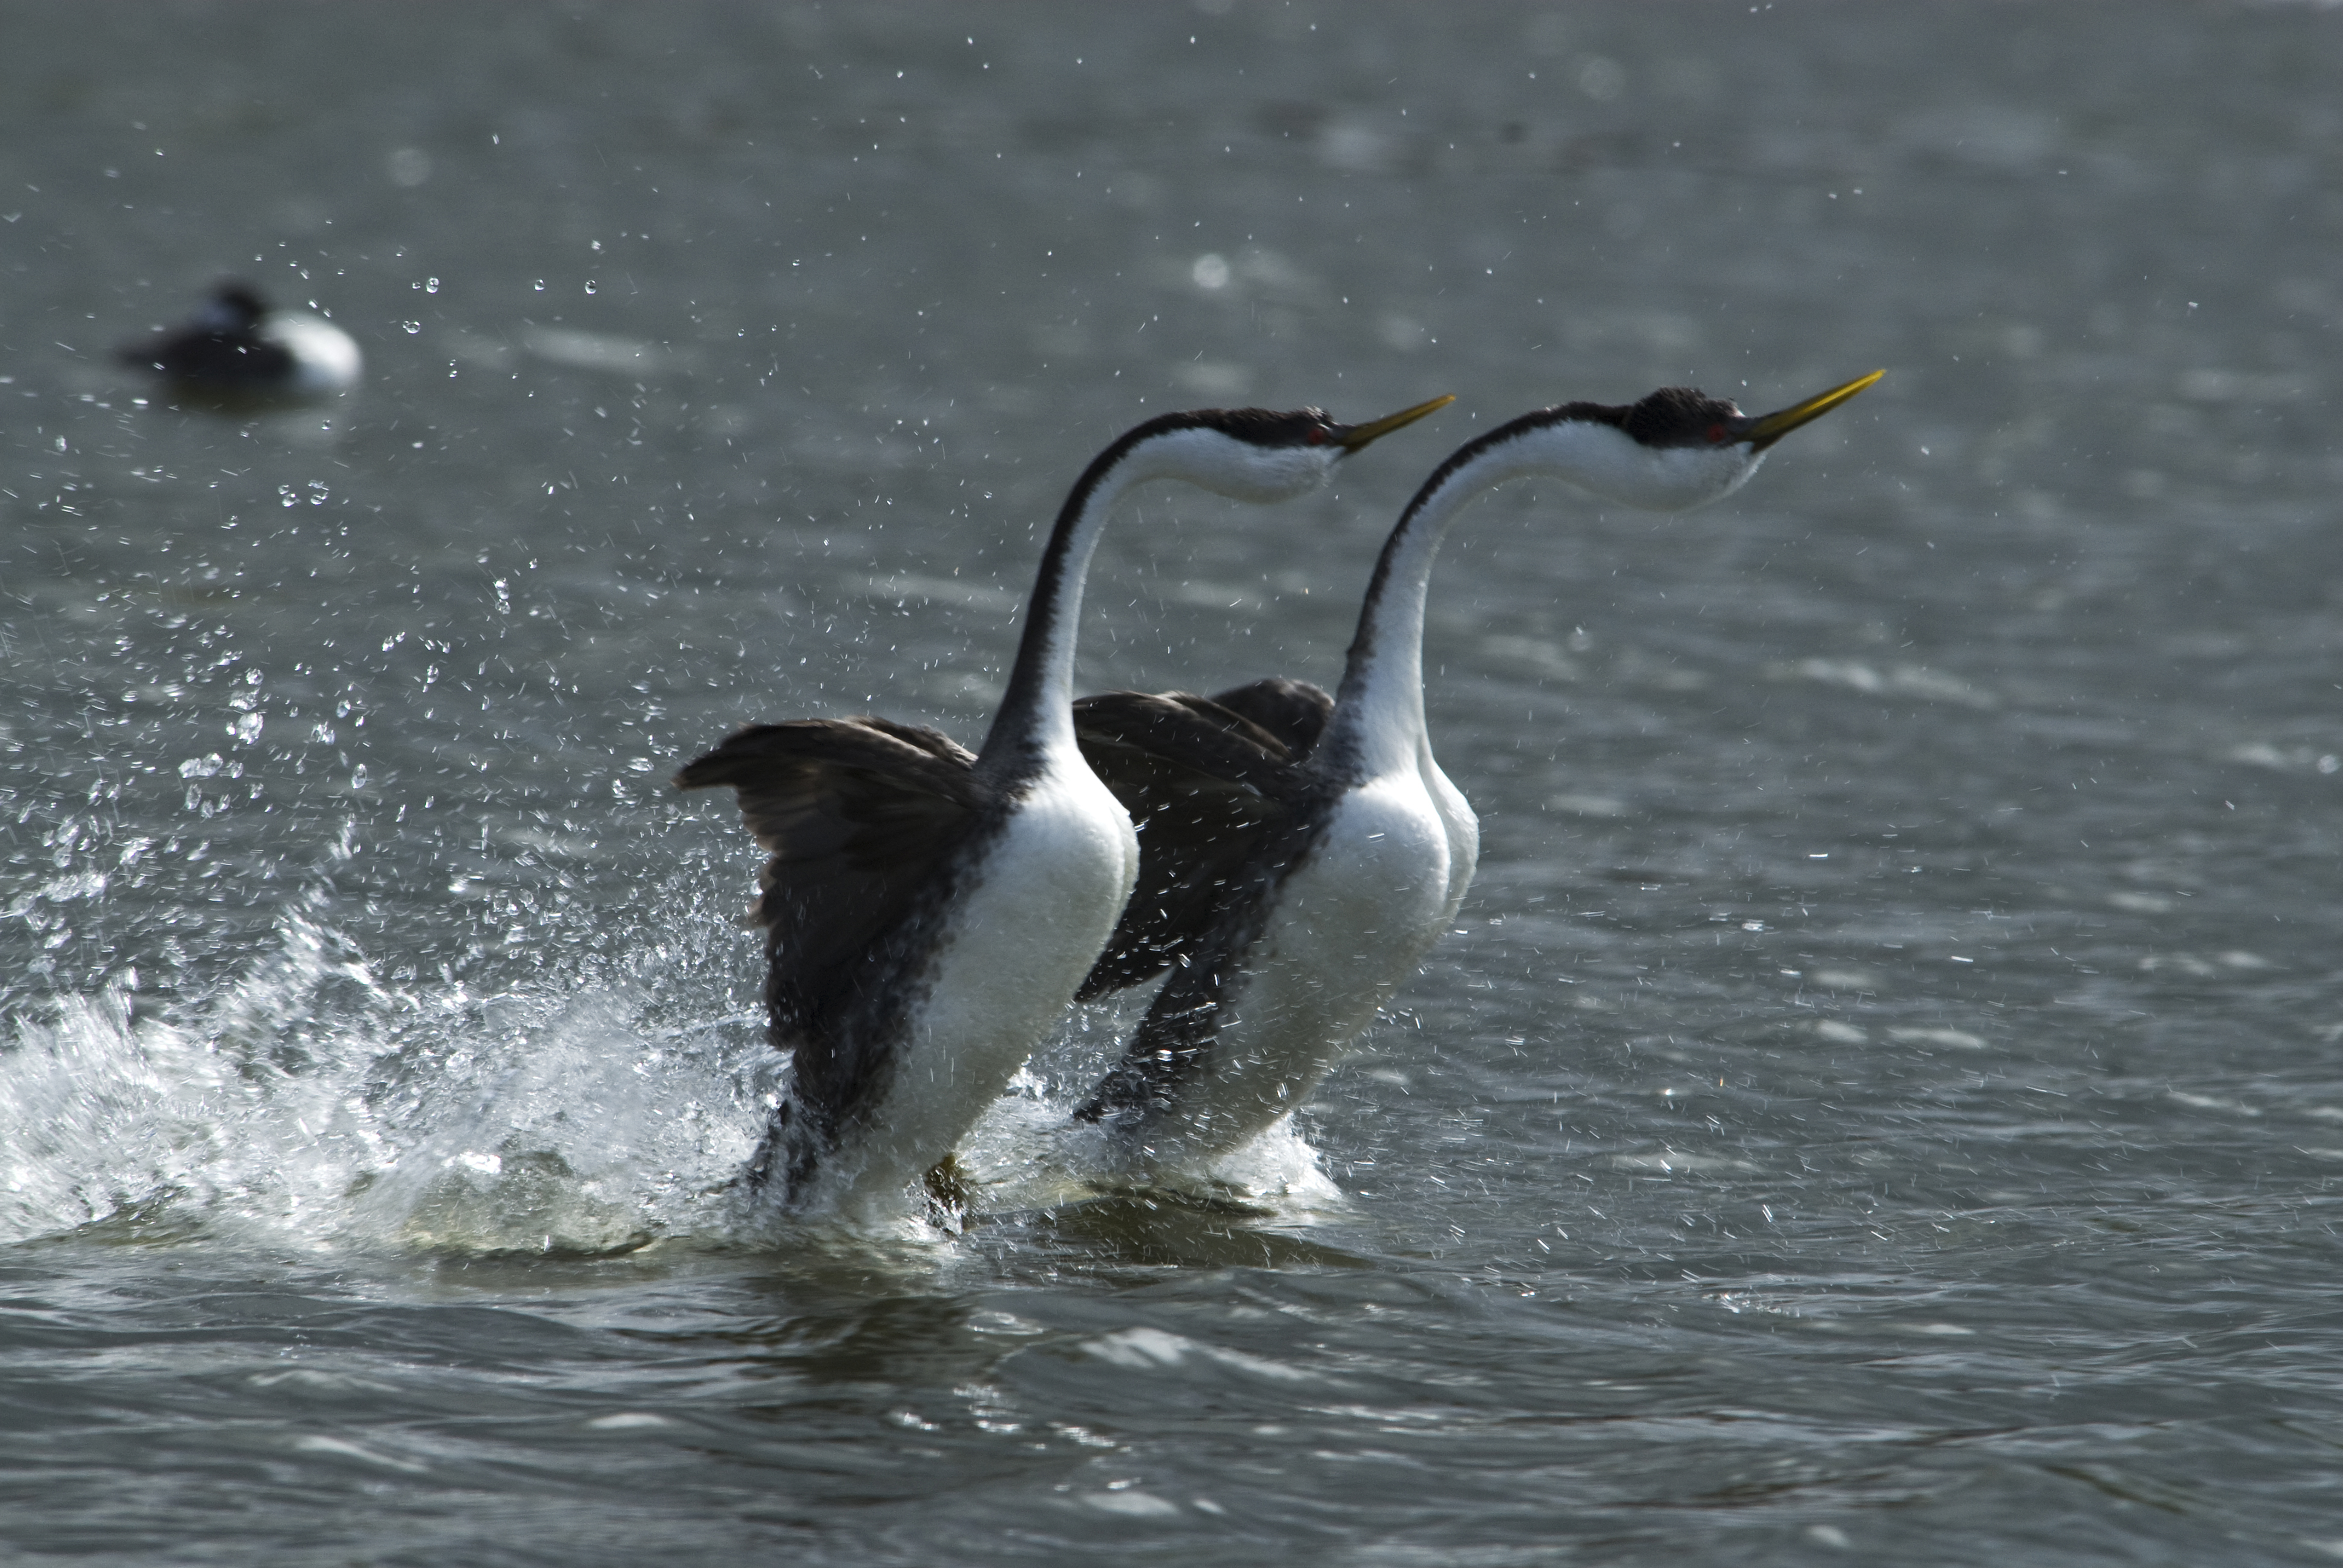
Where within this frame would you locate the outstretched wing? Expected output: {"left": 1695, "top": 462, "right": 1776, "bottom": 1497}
{"left": 1205, "top": 676, "right": 1334, "bottom": 762}
{"left": 1072, "top": 689, "right": 1312, "bottom": 999}
{"left": 675, "top": 717, "right": 981, "bottom": 1042}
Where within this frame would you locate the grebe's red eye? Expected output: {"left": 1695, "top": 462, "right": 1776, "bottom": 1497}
{"left": 1306, "top": 427, "right": 1328, "bottom": 445}
{"left": 1705, "top": 423, "right": 1726, "bottom": 444}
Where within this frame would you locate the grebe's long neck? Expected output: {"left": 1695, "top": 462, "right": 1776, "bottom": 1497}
{"left": 1321, "top": 469, "right": 1480, "bottom": 779}
{"left": 1325, "top": 418, "right": 1689, "bottom": 780}
{"left": 977, "top": 430, "right": 1191, "bottom": 774}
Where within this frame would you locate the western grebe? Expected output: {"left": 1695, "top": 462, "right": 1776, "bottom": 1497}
{"left": 1068, "top": 372, "right": 1884, "bottom": 1174}
{"left": 675, "top": 396, "right": 1452, "bottom": 1219}
{"left": 117, "top": 283, "right": 362, "bottom": 400}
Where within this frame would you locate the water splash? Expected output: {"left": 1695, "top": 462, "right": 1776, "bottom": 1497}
{"left": 349, "top": 986, "right": 767, "bottom": 1254}
{"left": 955, "top": 1024, "right": 1351, "bottom": 1221}
{"left": 0, "top": 902, "right": 776, "bottom": 1254}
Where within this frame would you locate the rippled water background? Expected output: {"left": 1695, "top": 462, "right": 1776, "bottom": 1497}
{"left": 5, "top": 2, "right": 2342, "bottom": 1561}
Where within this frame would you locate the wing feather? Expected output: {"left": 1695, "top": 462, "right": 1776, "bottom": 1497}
{"left": 1072, "top": 690, "right": 1311, "bottom": 999}
{"left": 1205, "top": 677, "right": 1334, "bottom": 761}
{"left": 675, "top": 718, "right": 982, "bottom": 1063}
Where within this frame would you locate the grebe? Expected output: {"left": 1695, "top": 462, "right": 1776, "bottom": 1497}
{"left": 1069, "top": 372, "right": 1884, "bottom": 1174}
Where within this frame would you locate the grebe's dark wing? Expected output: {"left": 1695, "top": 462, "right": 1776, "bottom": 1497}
{"left": 1204, "top": 676, "right": 1334, "bottom": 762}
{"left": 1072, "top": 690, "right": 1308, "bottom": 1000}
{"left": 676, "top": 717, "right": 980, "bottom": 1034}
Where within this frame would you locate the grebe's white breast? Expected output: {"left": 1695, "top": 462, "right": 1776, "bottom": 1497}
{"left": 1142, "top": 763, "right": 1460, "bottom": 1159}
{"left": 810, "top": 748, "right": 1137, "bottom": 1219}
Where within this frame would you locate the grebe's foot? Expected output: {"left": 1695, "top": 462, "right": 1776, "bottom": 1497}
{"left": 922, "top": 1152, "right": 977, "bottom": 1232}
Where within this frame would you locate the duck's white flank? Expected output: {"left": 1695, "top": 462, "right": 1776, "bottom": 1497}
{"left": 263, "top": 312, "right": 364, "bottom": 394}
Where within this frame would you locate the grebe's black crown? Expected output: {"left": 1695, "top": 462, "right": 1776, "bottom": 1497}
{"left": 1168, "top": 407, "right": 1343, "bottom": 448}
{"left": 1545, "top": 386, "right": 1743, "bottom": 449}
{"left": 1142, "top": 396, "right": 1455, "bottom": 454}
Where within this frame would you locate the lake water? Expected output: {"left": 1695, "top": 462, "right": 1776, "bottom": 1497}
{"left": 5, "top": 2, "right": 2342, "bottom": 1561}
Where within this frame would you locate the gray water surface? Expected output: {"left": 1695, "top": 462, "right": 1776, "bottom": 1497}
{"left": 5, "top": 4, "right": 2342, "bottom": 1562}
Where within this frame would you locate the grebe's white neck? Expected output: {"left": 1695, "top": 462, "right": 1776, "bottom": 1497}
{"left": 975, "top": 417, "right": 1361, "bottom": 775}
{"left": 1325, "top": 412, "right": 1764, "bottom": 780}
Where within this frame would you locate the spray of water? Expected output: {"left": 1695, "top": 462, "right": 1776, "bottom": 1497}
{"left": 0, "top": 892, "right": 784, "bottom": 1253}
{"left": 4, "top": 807, "right": 1351, "bottom": 1254}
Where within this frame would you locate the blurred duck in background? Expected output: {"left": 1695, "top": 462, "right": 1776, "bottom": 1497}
{"left": 117, "top": 281, "right": 361, "bottom": 403}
